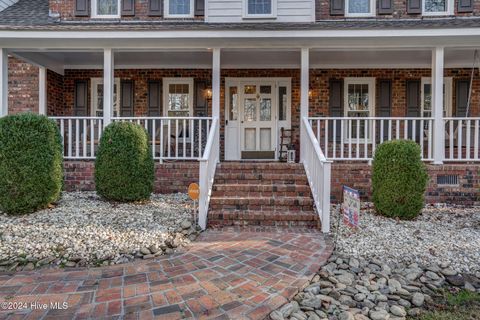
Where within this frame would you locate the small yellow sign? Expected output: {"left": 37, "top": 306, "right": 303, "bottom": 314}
{"left": 188, "top": 183, "right": 200, "bottom": 201}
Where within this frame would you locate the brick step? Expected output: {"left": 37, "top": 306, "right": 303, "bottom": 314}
{"left": 207, "top": 210, "right": 319, "bottom": 228}
{"left": 209, "top": 196, "right": 314, "bottom": 211}
{"left": 216, "top": 168, "right": 306, "bottom": 175}
{"left": 212, "top": 184, "right": 311, "bottom": 197}
{"left": 217, "top": 162, "right": 304, "bottom": 171}
{"left": 215, "top": 179, "right": 309, "bottom": 186}
{"left": 214, "top": 174, "right": 309, "bottom": 185}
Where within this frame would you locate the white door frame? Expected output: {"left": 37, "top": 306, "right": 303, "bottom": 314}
{"left": 224, "top": 77, "right": 292, "bottom": 161}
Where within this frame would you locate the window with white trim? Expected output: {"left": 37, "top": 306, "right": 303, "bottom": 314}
{"left": 91, "top": 78, "right": 121, "bottom": 117}
{"left": 344, "top": 77, "right": 376, "bottom": 140}
{"left": 421, "top": 77, "right": 452, "bottom": 118}
{"left": 423, "top": 0, "right": 454, "bottom": 16}
{"left": 244, "top": 0, "right": 276, "bottom": 18}
{"left": 345, "top": 0, "right": 376, "bottom": 17}
{"left": 163, "top": 78, "right": 194, "bottom": 117}
{"left": 92, "top": 0, "right": 121, "bottom": 18}
{"left": 165, "top": 0, "right": 194, "bottom": 18}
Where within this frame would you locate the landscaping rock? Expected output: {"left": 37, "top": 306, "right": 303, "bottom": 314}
{"left": 411, "top": 292, "right": 425, "bottom": 307}
{"left": 389, "top": 305, "right": 406, "bottom": 317}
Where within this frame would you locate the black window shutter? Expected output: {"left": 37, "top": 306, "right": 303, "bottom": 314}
{"left": 456, "top": 79, "right": 470, "bottom": 116}
{"left": 120, "top": 80, "right": 134, "bottom": 117}
{"left": 148, "top": 0, "right": 163, "bottom": 16}
{"left": 74, "top": 80, "right": 88, "bottom": 116}
{"left": 458, "top": 0, "right": 473, "bottom": 13}
{"left": 194, "top": 80, "right": 207, "bottom": 116}
{"left": 378, "top": 0, "right": 394, "bottom": 14}
{"left": 148, "top": 81, "right": 162, "bottom": 116}
{"left": 194, "top": 0, "right": 205, "bottom": 15}
{"left": 329, "top": 79, "right": 343, "bottom": 140}
{"left": 121, "top": 0, "right": 135, "bottom": 16}
{"left": 407, "top": 0, "right": 421, "bottom": 14}
{"left": 75, "top": 0, "right": 90, "bottom": 17}
{"left": 330, "top": 0, "right": 345, "bottom": 15}
{"left": 378, "top": 80, "right": 392, "bottom": 116}
{"left": 406, "top": 80, "right": 421, "bottom": 117}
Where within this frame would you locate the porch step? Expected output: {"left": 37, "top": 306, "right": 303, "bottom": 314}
{"left": 208, "top": 162, "right": 319, "bottom": 229}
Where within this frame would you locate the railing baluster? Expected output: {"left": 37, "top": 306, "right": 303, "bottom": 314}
{"left": 340, "top": 119, "right": 344, "bottom": 159}
{"left": 183, "top": 119, "right": 187, "bottom": 158}
{"left": 428, "top": 119, "right": 433, "bottom": 160}
{"left": 475, "top": 120, "right": 479, "bottom": 160}
{"left": 83, "top": 119, "right": 87, "bottom": 157}
{"left": 396, "top": 119, "right": 400, "bottom": 140}
{"left": 333, "top": 120, "right": 336, "bottom": 159}
{"left": 324, "top": 120, "right": 328, "bottom": 158}
{"left": 90, "top": 119, "right": 94, "bottom": 157}
{"left": 175, "top": 119, "right": 179, "bottom": 158}
{"left": 449, "top": 120, "right": 454, "bottom": 160}
{"left": 167, "top": 120, "right": 171, "bottom": 159}
{"left": 363, "top": 119, "right": 367, "bottom": 159}
{"left": 371, "top": 119, "right": 376, "bottom": 158}
{"left": 388, "top": 119, "right": 392, "bottom": 141}
{"left": 152, "top": 119, "right": 156, "bottom": 159}
{"left": 420, "top": 119, "right": 424, "bottom": 159}
{"left": 68, "top": 119, "right": 72, "bottom": 158}
{"left": 356, "top": 119, "right": 360, "bottom": 159}
{"left": 190, "top": 119, "right": 194, "bottom": 158}
{"left": 199, "top": 119, "right": 203, "bottom": 158}
{"left": 160, "top": 119, "right": 164, "bottom": 161}
{"left": 466, "top": 120, "right": 471, "bottom": 160}
{"left": 75, "top": 119, "right": 80, "bottom": 158}
{"left": 348, "top": 119, "right": 352, "bottom": 159}
{"left": 458, "top": 120, "right": 463, "bottom": 160}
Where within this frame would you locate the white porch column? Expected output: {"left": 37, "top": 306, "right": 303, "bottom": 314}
{"left": 0, "top": 49, "right": 8, "bottom": 117}
{"left": 212, "top": 48, "right": 221, "bottom": 161}
{"left": 432, "top": 47, "right": 445, "bottom": 164}
{"left": 39, "top": 67, "right": 47, "bottom": 115}
{"left": 300, "top": 48, "right": 310, "bottom": 162}
{"left": 103, "top": 48, "right": 114, "bottom": 126}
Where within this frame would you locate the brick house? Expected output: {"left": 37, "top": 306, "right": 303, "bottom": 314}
{"left": 1, "top": 0, "right": 480, "bottom": 231}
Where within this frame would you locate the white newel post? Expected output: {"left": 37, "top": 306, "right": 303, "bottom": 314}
{"left": 432, "top": 47, "right": 445, "bottom": 164}
{"left": 0, "top": 49, "right": 8, "bottom": 117}
{"left": 39, "top": 67, "right": 47, "bottom": 115}
{"left": 212, "top": 48, "right": 221, "bottom": 160}
{"left": 300, "top": 48, "right": 310, "bottom": 163}
{"left": 103, "top": 48, "right": 114, "bottom": 126}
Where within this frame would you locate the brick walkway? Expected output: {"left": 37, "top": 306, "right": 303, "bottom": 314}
{"left": 0, "top": 227, "right": 333, "bottom": 320}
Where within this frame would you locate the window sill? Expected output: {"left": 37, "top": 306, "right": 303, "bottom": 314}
{"left": 344, "top": 13, "right": 376, "bottom": 18}
{"left": 164, "top": 15, "right": 195, "bottom": 19}
{"left": 242, "top": 15, "right": 277, "bottom": 19}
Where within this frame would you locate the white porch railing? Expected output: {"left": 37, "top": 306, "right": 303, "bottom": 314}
{"left": 51, "top": 117, "right": 104, "bottom": 159}
{"left": 301, "top": 117, "right": 332, "bottom": 233}
{"left": 309, "top": 117, "right": 434, "bottom": 161}
{"left": 444, "top": 118, "right": 480, "bottom": 161}
{"left": 198, "top": 117, "right": 219, "bottom": 230}
{"left": 52, "top": 116, "right": 212, "bottom": 161}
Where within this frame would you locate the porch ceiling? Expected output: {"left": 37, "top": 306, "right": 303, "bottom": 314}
{"left": 11, "top": 47, "right": 480, "bottom": 75}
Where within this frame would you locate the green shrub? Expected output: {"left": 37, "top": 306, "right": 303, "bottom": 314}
{"left": 0, "top": 113, "right": 63, "bottom": 214}
{"left": 372, "top": 140, "right": 428, "bottom": 220}
{"left": 95, "top": 122, "right": 154, "bottom": 202}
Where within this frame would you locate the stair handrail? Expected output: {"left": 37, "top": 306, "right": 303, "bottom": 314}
{"left": 301, "top": 116, "right": 332, "bottom": 233}
{"left": 198, "top": 117, "right": 220, "bottom": 230}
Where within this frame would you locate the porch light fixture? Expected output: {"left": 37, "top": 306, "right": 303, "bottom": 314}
{"left": 205, "top": 89, "right": 212, "bottom": 100}
{"left": 287, "top": 149, "right": 296, "bottom": 163}
{"left": 308, "top": 89, "right": 313, "bottom": 97}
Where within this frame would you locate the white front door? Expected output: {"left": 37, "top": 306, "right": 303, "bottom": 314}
{"left": 239, "top": 82, "right": 276, "bottom": 159}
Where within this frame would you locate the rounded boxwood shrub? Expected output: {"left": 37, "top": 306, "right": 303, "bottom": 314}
{"left": 372, "top": 140, "right": 428, "bottom": 220}
{"left": 95, "top": 122, "right": 154, "bottom": 202}
{"left": 0, "top": 113, "right": 63, "bottom": 214}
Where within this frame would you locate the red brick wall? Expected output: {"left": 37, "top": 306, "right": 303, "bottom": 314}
{"left": 47, "top": 70, "right": 65, "bottom": 116}
{"left": 331, "top": 162, "right": 479, "bottom": 205}
{"left": 316, "top": 0, "right": 480, "bottom": 20}
{"left": 8, "top": 57, "right": 39, "bottom": 114}
{"left": 64, "top": 161, "right": 199, "bottom": 194}
{"left": 49, "top": 0, "right": 204, "bottom": 21}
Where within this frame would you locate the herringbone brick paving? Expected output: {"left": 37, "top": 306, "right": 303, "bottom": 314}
{"left": 0, "top": 227, "right": 333, "bottom": 320}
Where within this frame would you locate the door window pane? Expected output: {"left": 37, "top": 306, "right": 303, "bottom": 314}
{"left": 244, "top": 98, "right": 257, "bottom": 121}
{"left": 97, "top": 0, "right": 118, "bottom": 15}
{"left": 244, "top": 128, "right": 256, "bottom": 150}
{"left": 244, "top": 85, "right": 256, "bottom": 94}
{"left": 347, "top": 84, "right": 369, "bottom": 112}
{"left": 260, "top": 85, "right": 271, "bottom": 94}
{"left": 168, "top": 83, "right": 190, "bottom": 116}
{"left": 248, "top": 0, "right": 272, "bottom": 14}
{"left": 279, "top": 86, "right": 287, "bottom": 121}
{"left": 423, "top": 83, "right": 447, "bottom": 117}
{"left": 348, "top": 0, "right": 370, "bottom": 14}
{"left": 425, "top": 0, "right": 446, "bottom": 12}
{"left": 229, "top": 87, "right": 238, "bottom": 121}
{"left": 94, "top": 82, "right": 119, "bottom": 117}
{"left": 260, "top": 128, "right": 271, "bottom": 151}
{"left": 169, "top": 0, "right": 191, "bottom": 15}
{"left": 260, "top": 98, "right": 271, "bottom": 121}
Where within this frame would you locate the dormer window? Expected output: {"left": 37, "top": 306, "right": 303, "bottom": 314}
{"left": 423, "top": 0, "right": 454, "bottom": 16}
{"left": 345, "top": 0, "right": 376, "bottom": 17}
{"left": 165, "top": 0, "right": 194, "bottom": 18}
{"left": 92, "top": 0, "right": 121, "bottom": 18}
{"left": 244, "top": 0, "right": 276, "bottom": 18}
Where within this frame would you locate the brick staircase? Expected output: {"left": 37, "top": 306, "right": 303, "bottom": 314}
{"left": 208, "top": 162, "right": 320, "bottom": 228}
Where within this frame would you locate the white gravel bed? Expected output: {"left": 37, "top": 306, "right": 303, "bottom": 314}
{"left": 0, "top": 192, "right": 198, "bottom": 270}
{"left": 331, "top": 203, "right": 480, "bottom": 273}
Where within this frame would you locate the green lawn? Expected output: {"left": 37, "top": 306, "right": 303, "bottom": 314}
{"left": 415, "top": 289, "right": 480, "bottom": 320}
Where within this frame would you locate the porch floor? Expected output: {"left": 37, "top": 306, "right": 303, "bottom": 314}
{"left": 0, "top": 227, "right": 333, "bottom": 320}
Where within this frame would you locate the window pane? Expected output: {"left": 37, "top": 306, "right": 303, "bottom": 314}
{"left": 278, "top": 86, "right": 287, "bottom": 121}
{"left": 260, "top": 98, "right": 271, "bottom": 121}
{"left": 248, "top": 0, "right": 272, "bottom": 14}
{"left": 347, "top": 84, "right": 369, "bottom": 112}
{"left": 244, "top": 98, "right": 257, "bottom": 121}
{"left": 260, "top": 85, "right": 271, "bottom": 94}
{"left": 169, "top": 0, "right": 191, "bottom": 15}
{"left": 423, "top": 82, "right": 447, "bottom": 117}
{"left": 425, "top": 0, "right": 446, "bottom": 12}
{"left": 244, "top": 85, "right": 256, "bottom": 94}
{"left": 229, "top": 87, "right": 238, "bottom": 121}
{"left": 97, "top": 0, "right": 118, "bottom": 15}
{"left": 348, "top": 0, "right": 370, "bottom": 13}
{"left": 168, "top": 83, "right": 190, "bottom": 116}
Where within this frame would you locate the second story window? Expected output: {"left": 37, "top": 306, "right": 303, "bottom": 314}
{"left": 165, "top": 0, "right": 194, "bottom": 18}
{"left": 244, "top": 0, "right": 276, "bottom": 18}
{"left": 423, "top": 0, "right": 453, "bottom": 15}
{"left": 92, "top": 0, "right": 121, "bottom": 18}
{"left": 345, "top": 0, "right": 375, "bottom": 17}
